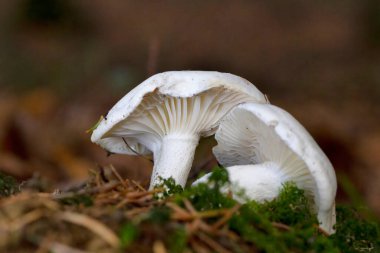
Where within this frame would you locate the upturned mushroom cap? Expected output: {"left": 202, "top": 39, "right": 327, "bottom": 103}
{"left": 213, "top": 103, "right": 337, "bottom": 234}
{"left": 91, "top": 71, "right": 266, "bottom": 187}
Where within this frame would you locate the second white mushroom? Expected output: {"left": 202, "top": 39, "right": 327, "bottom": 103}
{"left": 194, "top": 103, "right": 337, "bottom": 234}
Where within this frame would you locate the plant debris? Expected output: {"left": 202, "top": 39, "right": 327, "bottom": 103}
{"left": 0, "top": 167, "right": 379, "bottom": 253}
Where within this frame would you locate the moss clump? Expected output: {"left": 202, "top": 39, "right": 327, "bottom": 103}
{"left": 228, "top": 183, "right": 338, "bottom": 253}
{"left": 119, "top": 223, "right": 139, "bottom": 249}
{"left": 165, "top": 167, "right": 380, "bottom": 252}
{"left": 174, "top": 167, "right": 236, "bottom": 211}
{"left": 253, "top": 183, "right": 317, "bottom": 228}
{"left": 331, "top": 206, "right": 380, "bottom": 252}
{"left": 0, "top": 172, "right": 19, "bottom": 197}
{"left": 155, "top": 177, "right": 183, "bottom": 198}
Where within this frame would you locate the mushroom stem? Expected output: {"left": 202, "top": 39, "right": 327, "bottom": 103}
{"left": 150, "top": 133, "right": 200, "bottom": 189}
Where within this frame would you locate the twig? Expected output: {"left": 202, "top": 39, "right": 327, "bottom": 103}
{"left": 57, "top": 211, "right": 119, "bottom": 248}
{"left": 122, "top": 137, "right": 153, "bottom": 163}
{"left": 131, "top": 180, "right": 147, "bottom": 191}
{"left": 45, "top": 241, "right": 90, "bottom": 253}
{"left": 167, "top": 202, "right": 192, "bottom": 220}
{"left": 109, "top": 164, "right": 127, "bottom": 187}
{"left": 183, "top": 199, "right": 198, "bottom": 214}
{"left": 314, "top": 224, "right": 330, "bottom": 236}
{"left": 53, "top": 181, "right": 120, "bottom": 200}
{"left": 272, "top": 222, "right": 291, "bottom": 231}
{"left": 190, "top": 239, "right": 210, "bottom": 253}
{"left": 211, "top": 204, "right": 240, "bottom": 230}
{"left": 9, "top": 209, "right": 44, "bottom": 231}
{"left": 125, "top": 207, "right": 151, "bottom": 218}
{"left": 126, "top": 188, "right": 162, "bottom": 199}
{"left": 98, "top": 165, "right": 109, "bottom": 183}
{"left": 197, "top": 232, "right": 232, "bottom": 253}
{"left": 186, "top": 218, "right": 202, "bottom": 234}
{"left": 153, "top": 240, "right": 167, "bottom": 253}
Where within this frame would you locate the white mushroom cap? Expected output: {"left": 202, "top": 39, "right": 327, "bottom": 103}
{"left": 91, "top": 71, "right": 266, "bottom": 188}
{"left": 212, "top": 103, "right": 337, "bottom": 234}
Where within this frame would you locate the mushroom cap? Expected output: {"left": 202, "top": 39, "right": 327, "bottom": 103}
{"left": 213, "top": 103, "right": 337, "bottom": 233}
{"left": 91, "top": 71, "right": 266, "bottom": 155}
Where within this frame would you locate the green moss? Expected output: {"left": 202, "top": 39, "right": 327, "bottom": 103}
{"left": 228, "top": 184, "right": 338, "bottom": 253}
{"left": 119, "top": 223, "right": 139, "bottom": 249}
{"left": 155, "top": 177, "right": 183, "bottom": 198}
{"left": 254, "top": 182, "right": 317, "bottom": 228}
{"left": 168, "top": 227, "right": 187, "bottom": 253}
{"left": 331, "top": 206, "right": 380, "bottom": 253}
{"left": 147, "top": 206, "right": 171, "bottom": 224}
{"left": 133, "top": 167, "right": 380, "bottom": 252}
{"left": 0, "top": 172, "right": 19, "bottom": 197}
{"left": 174, "top": 167, "right": 236, "bottom": 211}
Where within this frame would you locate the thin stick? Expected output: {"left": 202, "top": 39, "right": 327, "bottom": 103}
{"left": 211, "top": 204, "right": 240, "bottom": 230}
{"left": 314, "top": 224, "right": 330, "bottom": 236}
{"left": 122, "top": 137, "right": 153, "bottom": 163}
{"left": 152, "top": 240, "right": 167, "bottom": 253}
{"left": 9, "top": 209, "right": 44, "bottom": 231}
{"left": 109, "top": 164, "right": 127, "bottom": 187}
{"left": 183, "top": 199, "right": 197, "bottom": 214}
{"left": 46, "top": 242, "right": 90, "bottom": 253}
{"left": 57, "top": 211, "right": 119, "bottom": 248}
{"left": 272, "top": 222, "right": 291, "bottom": 231}
{"left": 126, "top": 188, "right": 162, "bottom": 198}
{"left": 190, "top": 239, "right": 210, "bottom": 253}
{"left": 53, "top": 181, "right": 120, "bottom": 200}
{"left": 197, "top": 232, "right": 232, "bottom": 253}
{"left": 132, "top": 180, "right": 147, "bottom": 191}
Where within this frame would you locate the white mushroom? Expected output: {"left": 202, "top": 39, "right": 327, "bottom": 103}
{"left": 194, "top": 103, "right": 337, "bottom": 234}
{"left": 91, "top": 71, "right": 266, "bottom": 189}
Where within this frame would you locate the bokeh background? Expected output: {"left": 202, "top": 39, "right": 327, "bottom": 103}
{"left": 1, "top": 0, "right": 379, "bottom": 216}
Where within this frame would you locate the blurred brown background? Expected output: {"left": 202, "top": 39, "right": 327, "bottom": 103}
{"left": 0, "top": 1, "right": 379, "bottom": 216}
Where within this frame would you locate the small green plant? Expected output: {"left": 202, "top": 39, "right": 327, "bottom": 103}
{"left": 0, "top": 172, "right": 19, "bottom": 197}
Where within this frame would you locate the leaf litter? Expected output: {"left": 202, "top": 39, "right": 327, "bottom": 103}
{"left": 0, "top": 166, "right": 379, "bottom": 253}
